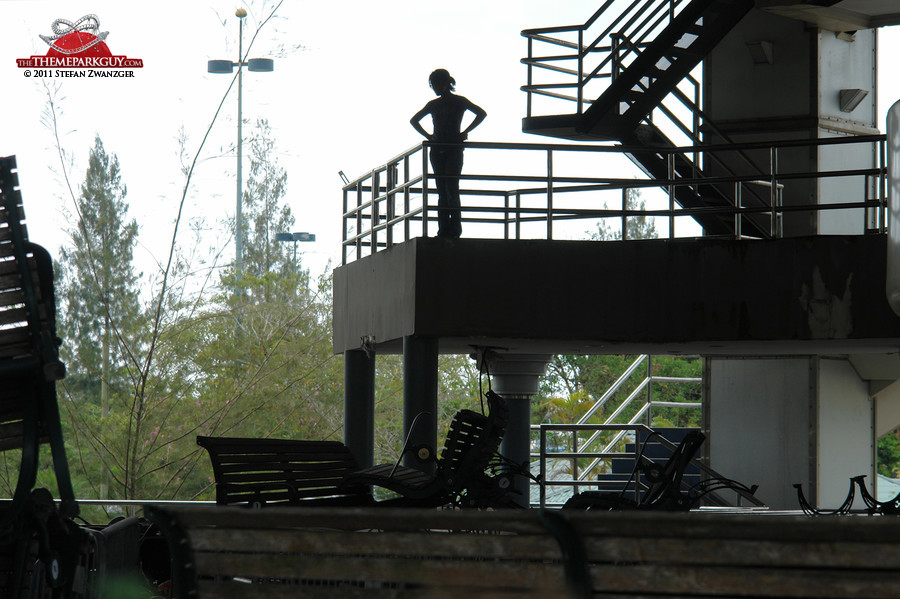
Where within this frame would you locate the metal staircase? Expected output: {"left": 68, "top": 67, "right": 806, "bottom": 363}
{"left": 521, "top": 0, "right": 774, "bottom": 238}
{"left": 532, "top": 355, "right": 764, "bottom": 509}
{"left": 580, "top": 0, "right": 754, "bottom": 138}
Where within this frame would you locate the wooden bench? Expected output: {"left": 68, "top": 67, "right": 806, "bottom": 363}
{"left": 0, "top": 156, "right": 79, "bottom": 598}
{"left": 144, "top": 504, "right": 900, "bottom": 599}
{"left": 340, "top": 390, "right": 513, "bottom": 507}
{"left": 196, "top": 436, "right": 374, "bottom": 507}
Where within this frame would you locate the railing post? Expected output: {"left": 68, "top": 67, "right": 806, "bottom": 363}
{"left": 386, "top": 162, "right": 396, "bottom": 250}
{"left": 516, "top": 191, "right": 522, "bottom": 240}
{"left": 668, "top": 152, "right": 676, "bottom": 238}
{"left": 404, "top": 154, "right": 411, "bottom": 242}
{"left": 572, "top": 432, "right": 579, "bottom": 497}
{"left": 540, "top": 426, "right": 547, "bottom": 508}
{"left": 547, "top": 148, "right": 554, "bottom": 240}
{"left": 770, "top": 146, "right": 778, "bottom": 238}
{"left": 372, "top": 170, "right": 380, "bottom": 255}
{"left": 633, "top": 430, "right": 642, "bottom": 503}
{"left": 342, "top": 187, "right": 348, "bottom": 266}
{"left": 734, "top": 182, "right": 742, "bottom": 239}
{"left": 504, "top": 192, "right": 510, "bottom": 240}
{"left": 355, "top": 181, "right": 363, "bottom": 262}
{"left": 577, "top": 29, "right": 584, "bottom": 115}
{"left": 881, "top": 137, "right": 888, "bottom": 233}
{"left": 526, "top": 37, "right": 533, "bottom": 119}
{"left": 621, "top": 187, "right": 628, "bottom": 240}
{"left": 422, "top": 142, "right": 429, "bottom": 238}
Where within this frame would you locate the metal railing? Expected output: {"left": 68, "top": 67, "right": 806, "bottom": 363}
{"left": 341, "top": 135, "right": 887, "bottom": 264}
{"left": 518, "top": 0, "right": 793, "bottom": 227}
{"left": 530, "top": 354, "right": 703, "bottom": 505}
{"left": 533, "top": 422, "right": 765, "bottom": 509}
{"left": 521, "top": 0, "right": 691, "bottom": 119}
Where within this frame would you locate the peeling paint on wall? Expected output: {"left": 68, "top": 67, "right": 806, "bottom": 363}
{"left": 799, "top": 267, "right": 853, "bottom": 338}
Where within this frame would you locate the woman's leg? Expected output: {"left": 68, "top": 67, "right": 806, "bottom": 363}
{"left": 430, "top": 149, "right": 452, "bottom": 237}
{"left": 445, "top": 149, "right": 464, "bottom": 238}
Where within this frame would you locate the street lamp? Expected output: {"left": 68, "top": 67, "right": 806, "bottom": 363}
{"left": 208, "top": 7, "right": 274, "bottom": 280}
{"left": 275, "top": 231, "right": 316, "bottom": 269}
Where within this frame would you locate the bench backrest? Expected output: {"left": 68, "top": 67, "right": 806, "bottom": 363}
{"left": 641, "top": 429, "right": 705, "bottom": 509}
{"left": 196, "top": 436, "right": 373, "bottom": 507}
{"left": 145, "top": 504, "right": 900, "bottom": 599}
{"left": 0, "top": 158, "right": 65, "bottom": 450}
{"left": 436, "top": 390, "right": 507, "bottom": 491}
{"left": 0, "top": 155, "right": 70, "bottom": 482}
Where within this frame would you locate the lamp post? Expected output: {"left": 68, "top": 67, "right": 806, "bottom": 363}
{"left": 275, "top": 231, "right": 316, "bottom": 270}
{"left": 208, "top": 8, "right": 274, "bottom": 280}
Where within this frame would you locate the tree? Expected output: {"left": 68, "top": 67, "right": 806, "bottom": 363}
{"left": 877, "top": 431, "right": 900, "bottom": 478}
{"left": 230, "top": 117, "right": 299, "bottom": 304}
{"left": 594, "top": 187, "right": 658, "bottom": 241}
{"left": 57, "top": 135, "right": 145, "bottom": 503}
{"left": 59, "top": 135, "right": 142, "bottom": 393}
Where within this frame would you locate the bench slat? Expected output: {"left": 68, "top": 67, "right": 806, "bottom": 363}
{"left": 590, "top": 564, "right": 898, "bottom": 598}
{"left": 189, "top": 527, "right": 561, "bottom": 560}
{"left": 583, "top": 536, "right": 900, "bottom": 569}
{"left": 147, "top": 506, "right": 900, "bottom": 599}
{"left": 197, "top": 436, "right": 374, "bottom": 506}
{"left": 192, "top": 552, "right": 565, "bottom": 591}
{"left": 195, "top": 580, "right": 547, "bottom": 599}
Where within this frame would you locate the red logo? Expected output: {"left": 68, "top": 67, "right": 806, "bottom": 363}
{"left": 16, "top": 15, "right": 143, "bottom": 69}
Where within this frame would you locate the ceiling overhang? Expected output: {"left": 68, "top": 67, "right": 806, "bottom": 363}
{"left": 757, "top": 0, "right": 900, "bottom": 31}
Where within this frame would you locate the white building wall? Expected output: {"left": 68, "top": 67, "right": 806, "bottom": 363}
{"left": 708, "top": 357, "right": 811, "bottom": 510}
{"left": 817, "top": 28, "right": 878, "bottom": 235}
{"left": 816, "top": 357, "right": 873, "bottom": 509}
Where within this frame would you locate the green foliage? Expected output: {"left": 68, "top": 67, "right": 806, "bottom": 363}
{"left": 371, "top": 353, "right": 483, "bottom": 465}
{"left": 11, "top": 121, "right": 489, "bottom": 520}
{"left": 54, "top": 135, "right": 148, "bottom": 516}
{"left": 534, "top": 353, "right": 702, "bottom": 480}
{"left": 238, "top": 118, "right": 297, "bottom": 298}
{"left": 877, "top": 432, "right": 900, "bottom": 478}
{"left": 593, "top": 187, "right": 658, "bottom": 241}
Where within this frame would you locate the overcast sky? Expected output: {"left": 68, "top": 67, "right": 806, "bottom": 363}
{"left": 1, "top": 1, "right": 898, "bottom": 285}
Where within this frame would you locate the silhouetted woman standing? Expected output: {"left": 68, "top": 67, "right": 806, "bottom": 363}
{"left": 411, "top": 69, "right": 486, "bottom": 238}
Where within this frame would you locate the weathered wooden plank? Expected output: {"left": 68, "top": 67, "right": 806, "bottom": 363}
{"left": 192, "top": 552, "right": 566, "bottom": 591}
{"left": 196, "top": 579, "right": 557, "bottom": 599}
{"left": 582, "top": 536, "right": 900, "bottom": 569}
{"left": 151, "top": 504, "right": 900, "bottom": 599}
{"left": 167, "top": 505, "right": 553, "bottom": 534}
{"left": 566, "top": 510, "right": 900, "bottom": 543}
{"left": 189, "top": 527, "right": 561, "bottom": 561}
{"left": 588, "top": 564, "right": 899, "bottom": 598}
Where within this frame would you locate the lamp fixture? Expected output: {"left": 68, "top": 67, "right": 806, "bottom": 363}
{"left": 839, "top": 88, "right": 869, "bottom": 113}
{"left": 746, "top": 40, "right": 774, "bottom": 65}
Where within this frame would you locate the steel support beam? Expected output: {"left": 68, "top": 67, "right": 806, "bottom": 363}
{"left": 343, "top": 348, "right": 375, "bottom": 468}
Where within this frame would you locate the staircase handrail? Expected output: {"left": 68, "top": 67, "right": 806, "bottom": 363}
{"left": 575, "top": 403, "right": 652, "bottom": 481}
{"left": 535, "top": 422, "right": 766, "bottom": 508}
{"left": 522, "top": 1, "right": 693, "bottom": 116}
{"left": 576, "top": 354, "right": 648, "bottom": 424}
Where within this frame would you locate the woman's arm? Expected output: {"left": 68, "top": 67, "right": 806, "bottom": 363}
{"left": 410, "top": 105, "right": 433, "bottom": 140}
{"left": 461, "top": 99, "right": 487, "bottom": 138}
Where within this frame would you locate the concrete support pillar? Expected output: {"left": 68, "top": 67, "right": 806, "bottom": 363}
{"left": 403, "top": 336, "right": 439, "bottom": 473}
{"left": 482, "top": 352, "right": 551, "bottom": 507}
{"left": 343, "top": 349, "right": 375, "bottom": 468}
{"left": 708, "top": 356, "right": 874, "bottom": 510}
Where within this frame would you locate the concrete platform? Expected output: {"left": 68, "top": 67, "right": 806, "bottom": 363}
{"left": 333, "top": 234, "right": 900, "bottom": 358}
